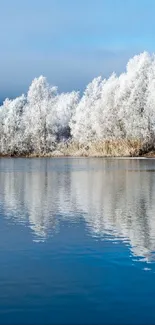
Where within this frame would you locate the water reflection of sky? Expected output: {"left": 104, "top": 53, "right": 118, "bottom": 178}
{"left": 1, "top": 158, "right": 155, "bottom": 263}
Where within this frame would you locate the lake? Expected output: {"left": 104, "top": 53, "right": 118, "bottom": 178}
{"left": 0, "top": 157, "right": 155, "bottom": 324}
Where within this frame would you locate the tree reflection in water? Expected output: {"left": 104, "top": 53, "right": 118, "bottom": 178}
{"left": 0, "top": 158, "right": 155, "bottom": 262}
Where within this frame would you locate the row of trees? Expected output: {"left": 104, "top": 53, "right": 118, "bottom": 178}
{"left": 0, "top": 51, "right": 155, "bottom": 155}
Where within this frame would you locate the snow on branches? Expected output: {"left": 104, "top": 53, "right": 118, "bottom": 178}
{"left": 0, "top": 52, "right": 155, "bottom": 155}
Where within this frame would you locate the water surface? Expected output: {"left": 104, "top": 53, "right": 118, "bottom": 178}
{"left": 0, "top": 158, "right": 155, "bottom": 324}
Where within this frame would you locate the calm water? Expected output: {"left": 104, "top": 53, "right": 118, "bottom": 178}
{"left": 1, "top": 158, "right": 155, "bottom": 324}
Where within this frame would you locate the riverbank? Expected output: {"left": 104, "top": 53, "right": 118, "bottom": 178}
{"left": 0, "top": 139, "right": 154, "bottom": 158}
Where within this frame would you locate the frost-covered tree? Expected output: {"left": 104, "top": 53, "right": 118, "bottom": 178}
{"left": 22, "top": 76, "right": 58, "bottom": 154}
{"left": 22, "top": 76, "right": 79, "bottom": 154}
{"left": 70, "top": 77, "right": 103, "bottom": 142}
{"left": 0, "top": 95, "right": 26, "bottom": 154}
{"left": 71, "top": 52, "right": 155, "bottom": 143}
{"left": 48, "top": 91, "right": 79, "bottom": 142}
{"left": 1, "top": 51, "right": 155, "bottom": 155}
{"left": 92, "top": 73, "right": 121, "bottom": 140}
{"left": 116, "top": 52, "right": 153, "bottom": 140}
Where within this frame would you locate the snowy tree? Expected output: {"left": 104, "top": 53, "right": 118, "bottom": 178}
{"left": 22, "top": 76, "right": 79, "bottom": 153}
{"left": 0, "top": 51, "right": 155, "bottom": 155}
{"left": 116, "top": 52, "right": 153, "bottom": 140}
{"left": 0, "top": 95, "right": 26, "bottom": 154}
{"left": 70, "top": 77, "right": 103, "bottom": 142}
{"left": 92, "top": 73, "right": 121, "bottom": 140}
{"left": 23, "top": 76, "right": 57, "bottom": 154}
{"left": 48, "top": 91, "right": 79, "bottom": 142}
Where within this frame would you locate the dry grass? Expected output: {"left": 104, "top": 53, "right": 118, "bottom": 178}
{"left": 26, "top": 139, "right": 144, "bottom": 157}
{"left": 1, "top": 139, "right": 153, "bottom": 158}
{"left": 60, "top": 139, "right": 144, "bottom": 157}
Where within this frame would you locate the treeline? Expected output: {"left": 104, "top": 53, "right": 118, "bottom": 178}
{"left": 0, "top": 52, "right": 155, "bottom": 156}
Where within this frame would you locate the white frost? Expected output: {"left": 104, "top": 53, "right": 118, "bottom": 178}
{"left": 1, "top": 52, "right": 155, "bottom": 154}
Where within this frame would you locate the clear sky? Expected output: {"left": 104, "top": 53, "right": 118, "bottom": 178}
{"left": 0, "top": 0, "right": 155, "bottom": 99}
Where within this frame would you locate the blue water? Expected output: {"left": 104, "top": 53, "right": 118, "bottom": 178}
{"left": 0, "top": 158, "right": 155, "bottom": 324}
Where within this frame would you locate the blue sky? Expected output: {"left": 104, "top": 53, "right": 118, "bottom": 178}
{"left": 0, "top": 0, "right": 155, "bottom": 99}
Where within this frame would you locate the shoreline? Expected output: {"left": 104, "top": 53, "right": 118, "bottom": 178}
{"left": 0, "top": 154, "right": 154, "bottom": 159}
{"left": 0, "top": 139, "right": 155, "bottom": 159}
